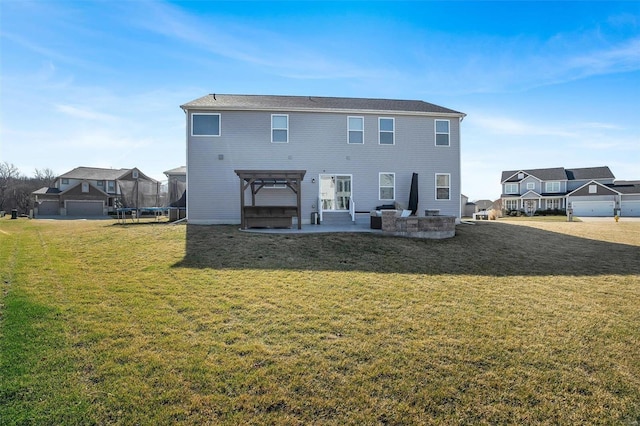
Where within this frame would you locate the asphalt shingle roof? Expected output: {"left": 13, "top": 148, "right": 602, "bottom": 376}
{"left": 58, "top": 167, "right": 131, "bottom": 180}
{"left": 502, "top": 166, "right": 615, "bottom": 183}
{"left": 181, "top": 94, "right": 465, "bottom": 116}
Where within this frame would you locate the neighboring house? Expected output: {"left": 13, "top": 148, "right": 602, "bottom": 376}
{"left": 164, "top": 166, "right": 186, "bottom": 207}
{"left": 500, "top": 166, "right": 640, "bottom": 217}
{"left": 474, "top": 199, "right": 496, "bottom": 212}
{"left": 181, "top": 94, "right": 466, "bottom": 226}
{"left": 461, "top": 194, "right": 476, "bottom": 218}
{"left": 32, "top": 166, "right": 159, "bottom": 217}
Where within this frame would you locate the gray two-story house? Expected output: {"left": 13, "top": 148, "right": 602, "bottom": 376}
{"left": 501, "top": 166, "right": 640, "bottom": 217}
{"left": 32, "top": 166, "right": 159, "bottom": 217}
{"left": 181, "top": 94, "right": 466, "bottom": 226}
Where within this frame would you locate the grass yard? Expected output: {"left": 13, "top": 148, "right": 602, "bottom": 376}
{"left": 1, "top": 217, "right": 639, "bottom": 425}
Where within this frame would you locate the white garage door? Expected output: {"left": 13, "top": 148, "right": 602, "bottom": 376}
{"left": 38, "top": 200, "right": 59, "bottom": 216}
{"left": 621, "top": 201, "right": 640, "bottom": 217}
{"left": 66, "top": 201, "right": 104, "bottom": 216}
{"left": 571, "top": 201, "right": 614, "bottom": 217}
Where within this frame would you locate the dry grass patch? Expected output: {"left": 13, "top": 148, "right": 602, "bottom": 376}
{"left": 1, "top": 217, "right": 639, "bottom": 424}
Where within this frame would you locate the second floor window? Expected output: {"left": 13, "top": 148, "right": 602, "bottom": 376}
{"left": 526, "top": 182, "right": 535, "bottom": 190}
{"left": 379, "top": 118, "right": 394, "bottom": 145}
{"left": 192, "top": 113, "right": 220, "bottom": 136}
{"left": 545, "top": 181, "right": 561, "bottom": 192}
{"left": 435, "top": 120, "right": 450, "bottom": 146}
{"left": 348, "top": 116, "right": 364, "bottom": 144}
{"left": 272, "top": 114, "right": 288, "bottom": 143}
{"left": 505, "top": 183, "right": 518, "bottom": 194}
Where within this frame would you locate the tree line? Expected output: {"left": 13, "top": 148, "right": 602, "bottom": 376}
{"left": 0, "top": 162, "right": 57, "bottom": 215}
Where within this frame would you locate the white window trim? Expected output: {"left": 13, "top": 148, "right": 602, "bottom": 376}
{"left": 526, "top": 182, "right": 535, "bottom": 190}
{"left": 271, "top": 114, "right": 289, "bottom": 143}
{"left": 379, "top": 172, "right": 395, "bottom": 201}
{"left": 191, "top": 113, "right": 221, "bottom": 137}
{"left": 435, "top": 173, "right": 451, "bottom": 201}
{"left": 588, "top": 184, "right": 597, "bottom": 194}
{"left": 545, "top": 181, "right": 561, "bottom": 193}
{"left": 81, "top": 182, "right": 89, "bottom": 193}
{"left": 505, "top": 183, "right": 519, "bottom": 194}
{"left": 378, "top": 117, "right": 395, "bottom": 145}
{"left": 347, "top": 116, "right": 364, "bottom": 144}
{"left": 435, "top": 119, "right": 450, "bottom": 147}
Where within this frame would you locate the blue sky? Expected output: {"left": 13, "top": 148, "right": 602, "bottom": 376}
{"left": 1, "top": 1, "right": 638, "bottom": 200}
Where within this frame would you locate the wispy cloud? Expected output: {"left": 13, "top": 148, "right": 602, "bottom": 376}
{"left": 469, "top": 114, "right": 577, "bottom": 138}
{"left": 55, "top": 104, "right": 118, "bottom": 122}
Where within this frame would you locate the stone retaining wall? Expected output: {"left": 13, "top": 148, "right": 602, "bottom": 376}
{"left": 381, "top": 210, "right": 455, "bottom": 239}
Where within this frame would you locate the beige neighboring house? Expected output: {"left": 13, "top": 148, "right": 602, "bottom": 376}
{"left": 32, "top": 166, "right": 158, "bottom": 217}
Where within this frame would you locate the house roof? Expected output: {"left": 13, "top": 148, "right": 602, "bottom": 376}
{"left": 58, "top": 166, "right": 156, "bottom": 183}
{"left": 181, "top": 94, "right": 465, "bottom": 117}
{"left": 164, "top": 166, "right": 186, "bottom": 176}
{"left": 565, "top": 166, "right": 614, "bottom": 180}
{"left": 501, "top": 166, "right": 615, "bottom": 183}
{"left": 608, "top": 183, "right": 640, "bottom": 195}
{"left": 32, "top": 187, "right": 61, "bottom": 195}
{"left": 58, "top": 167, "right": 131, "bottom": 180}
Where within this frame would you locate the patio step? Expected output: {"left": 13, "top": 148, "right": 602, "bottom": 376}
{"left": 321, "top": 211, "right": 353, "bottom": 226}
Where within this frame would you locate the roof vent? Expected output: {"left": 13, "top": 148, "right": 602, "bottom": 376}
{"left": 517, "top": 173, "right": 524, "bottom": 179}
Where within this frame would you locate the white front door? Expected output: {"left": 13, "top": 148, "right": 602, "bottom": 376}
{"left": 320, "top": 174, "right": 352, "bottom": 211}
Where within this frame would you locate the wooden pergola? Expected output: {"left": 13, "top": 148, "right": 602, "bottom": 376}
{"left": 234, "top": 170, "right": 306, "bottom": 229}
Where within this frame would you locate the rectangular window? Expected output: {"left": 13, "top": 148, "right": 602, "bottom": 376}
{"left": 107, "top": 181, "right": 115, "bottom": 192}
{"left": 505, "top": 183, "right": 518, "bottom": 194}
{"left": 506, "top": 199, "right": 519, "bottom": 210}
{"left": 61, "top": 178, "right": 69, "bottom": 184}
{"left": 97, "top": 181, "right": 104, "bottom": 187}
{"left": 436, "top": 173, "right": 450, "bottom": 200}
{"left": 81, "top": 182, "right": 89, "bottom": 193}
{"left": 545, "top": 181, "right": 561, "bottom": 192}
{"left": 271, "top": 114, "right": 288, "bottom": 143}
{"left": 546, "top": 198, "right": 561, "bottom": 209}
{"left": 435, "top": 119, "right": 450, "bottom": 146}
{"left": 589, "top": 184, "right": 597, "bottom": 194}
{"left": 379, "top": 173, "right": 395, "bottom": 200}
{"left": 348, "top": 116, "right": 364, "bottom": 144}
{"left": 191, "top": 113, "right": 220, "bottom": 136}
{"left": 526, "top": 182, "right": 535, "bottom": 190}
{"left": 379, "top": 118, "right": 395, "bottom": 145}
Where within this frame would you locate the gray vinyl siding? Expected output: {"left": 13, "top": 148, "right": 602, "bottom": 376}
{"left": 187, "top": 110, "right": 461, "bottom": 224}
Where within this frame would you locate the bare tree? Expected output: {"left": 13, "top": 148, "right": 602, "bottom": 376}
{"left": 34, "top": 168, "right": 57, "bottom": 187}
{"left": 0, "top": 162, "right": 21, "bottom": 211}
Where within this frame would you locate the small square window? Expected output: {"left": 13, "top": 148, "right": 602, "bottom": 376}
{"left": 526, "top": 182, "right": 535, "bottom": 190}
{"left": 192, "top": 113, "right": 220, "bottom": 136}
{"left": 97, "top": 181, "right": 104, "bottom": 187}
{"left": 61, "top": 178, "right": 69, "bottom": 185}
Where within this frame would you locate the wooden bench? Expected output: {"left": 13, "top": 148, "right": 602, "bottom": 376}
{"left": 243, "top": 206, "right": 298, "bottom": 228}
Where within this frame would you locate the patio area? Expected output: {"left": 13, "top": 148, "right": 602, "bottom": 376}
{"left": 242, "top": 213, "right": 379, "bottom": 234}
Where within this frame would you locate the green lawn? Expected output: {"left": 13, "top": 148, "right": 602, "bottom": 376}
{"left": 1, "top": 217, "right": 639, "bottom": 425}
